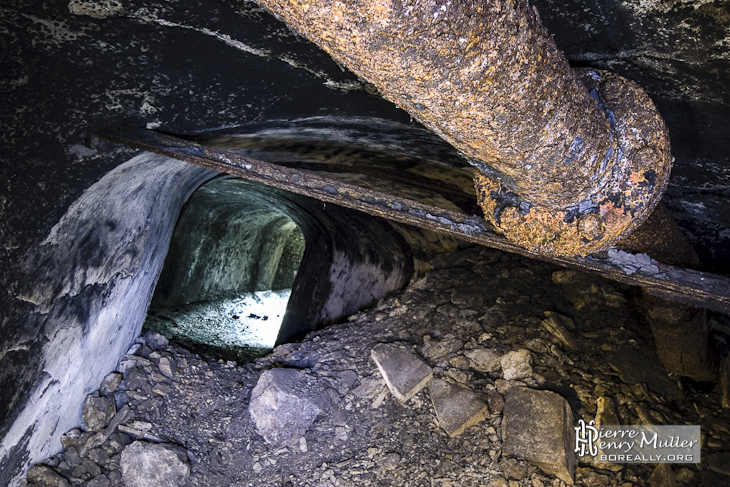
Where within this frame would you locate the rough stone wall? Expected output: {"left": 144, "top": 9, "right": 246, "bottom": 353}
{"left": 151, "top": 178, "right": 306, "bottom": 307}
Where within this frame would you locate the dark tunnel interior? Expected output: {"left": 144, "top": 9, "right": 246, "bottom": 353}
{"left": 143, "top": 176, "right": 307, "bottom": 361}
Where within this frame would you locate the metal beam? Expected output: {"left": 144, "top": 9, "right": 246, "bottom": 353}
{"left": 98, "top": 128, "right": 730, "bottom": 313}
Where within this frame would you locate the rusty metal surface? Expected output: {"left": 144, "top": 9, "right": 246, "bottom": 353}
{"left": 251, "top": 0, "right": 673, "bottom": 256}
{"left": 98, "top": 128, "right": 730, "bottom": 313}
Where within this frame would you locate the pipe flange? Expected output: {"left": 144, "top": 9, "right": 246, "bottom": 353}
{"left": 474, "top": 68, "right": 672, "bottom": 256}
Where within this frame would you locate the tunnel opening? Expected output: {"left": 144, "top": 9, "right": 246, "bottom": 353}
{"left": 142, "top": 176, "right": 306, "bottom": 362}
{"left": 0, "top": 127, "right": 466, "bottom": 484}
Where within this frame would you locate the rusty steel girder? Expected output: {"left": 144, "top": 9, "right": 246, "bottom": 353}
{"left": 253, "top": 0, "right": 672, "bottom": 256}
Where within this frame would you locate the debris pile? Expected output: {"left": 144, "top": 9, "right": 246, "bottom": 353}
{"left": 23, "top": 246, "right": 730, "bottom": 486}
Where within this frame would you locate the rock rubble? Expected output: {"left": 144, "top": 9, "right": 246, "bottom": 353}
{"left": 22, "top": 246, "right": 730, "bottom": 486}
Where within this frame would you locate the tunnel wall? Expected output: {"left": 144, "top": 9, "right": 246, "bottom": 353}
{"left": 153, "top": 177, "right": 420, "bottom": 345}
{"left": 0, "top": 154, "right": 218, "bottom": 486}
{"left": 152, "top": 179, "right": 306, "bottom": 308}
{"left": 279, "top": 200, "right": 416, "bottom": 344}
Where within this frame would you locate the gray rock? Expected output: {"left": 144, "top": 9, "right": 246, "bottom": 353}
{"left": 249, "top": 368, "right": 334, "bottom": 446}
{"left": 500, "top": 349, "right": 533, "bottom": 381}
{"left": 25, "top": 465, "right": 70, "bottom": 487}
{"left": 351, "top": 375, "right": 386, "bottom": 399}
{"left": 83, "top": 458, "right": 101, "bottom": 478}
{"left": 80, "top": 404, "right": 132, "bottom": 457}
{"left": 541, "top": 312, "right": 578, "bottom": 350}
{"left": 124, "top": 368, "right": 150, "bottom": 392}
{"left": 157, "top": 356, "right": 178, "bottom": 379}
{"left": 60, "top": 429, "right": 92, "bottom": 449}
{"left": 428, "top": 378, "right": 489, "bottom": 437}
{"left": 82, "top": 395, "right": 116, "bottom": 432}
{"left": 371, "top": 342, "right": 433, "bottom": 402}
{"left": 87, "top": 475, "right": 111, "bottom": 487}
{"left": 334, "top": 369, "right": 359, "bottom": 394}
{"left": 99, "top": 372, "right": 123, "bottom": 396}
{"left": 86, "top": 448, "right": 110, "bottom": 466}
{"left": 422, "top": 335, "right": 463, "bottom": 360}
{"left": 502, "top": 387, "right": 575, "bottom": 485}
{"left": 62, "top": 446, "right": 82, "bottom": 468}
{"left": 142, "top": 332, "right": 169, "bottom": 350}
{"left": 120, "top": 441, "right": 190, "bottom": 487}
{"left": 463, "top": 348, "right": 502, "bottom": 373}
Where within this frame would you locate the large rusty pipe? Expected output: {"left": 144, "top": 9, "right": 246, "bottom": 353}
{"left": 254, "top": 0, "right": 672, "bottom": 256}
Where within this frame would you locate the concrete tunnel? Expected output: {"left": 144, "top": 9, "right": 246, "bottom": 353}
{"left": 0, "top": 135, "right": 464, "bottom": 483}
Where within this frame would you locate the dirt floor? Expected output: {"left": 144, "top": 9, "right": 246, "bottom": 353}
{"left": 22, "top": 246, "right": 730, "bottom": 486}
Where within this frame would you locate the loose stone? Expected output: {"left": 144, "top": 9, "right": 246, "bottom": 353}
{"left": 428, "top": 379, "right": 489, "bottom": 437}
{"left": 500, "top": 350, "right": 533, "bottom": 381}
{"left": 249, "top": 368, "right": 335, "bottom": 447}
{"left": 82, "top": 395, "right": 116, "bottom": 433}
{"left": 371, "top": 341, "right": 433, "bottom": 402}
{"left": 502, "top": 387, "right": 575, "bottom": 484}
{"left": 120, "top": 441, "right": 190, "bottom": 487}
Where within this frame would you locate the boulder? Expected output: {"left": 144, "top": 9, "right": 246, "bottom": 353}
{"left": 249, "top": 368, "right": 335, "bottom": 446}
{"left": 502, "top": 387, "right": 575, "bottom": 484}
{"left": 120, "top": 441, "right": 190, "bottom": 487}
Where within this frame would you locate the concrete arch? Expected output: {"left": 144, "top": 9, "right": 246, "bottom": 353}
{"left": 0, "top": 149, "right": 447, "bottom": 484}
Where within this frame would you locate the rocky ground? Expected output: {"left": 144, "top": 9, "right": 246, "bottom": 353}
{"left": 21, "top": 246, "right": 730, "bottom": 487}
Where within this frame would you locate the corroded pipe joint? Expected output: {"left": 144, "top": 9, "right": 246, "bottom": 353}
{"left": 253, "top": 0, "right": 672, "bottom": 256}
{"left": 475, "top": 69, "right": 672, "bottom": 255}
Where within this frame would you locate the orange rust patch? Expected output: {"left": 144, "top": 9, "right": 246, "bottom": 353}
{"left": 524, "top": 207, "right": 565, "bottom": 227}
{"left": 253, "top": 0, "right": 671, "bottom": 256}
{"left": 600, "top": 201, "right": 632, "bottom": 231}
{"left": 629, "top": 171, "right": 647, "bottom": 184}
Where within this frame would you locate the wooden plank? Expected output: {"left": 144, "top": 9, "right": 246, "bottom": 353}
{"left": 98, "top": 128, "right": 730, "bottom": 313}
